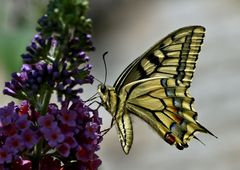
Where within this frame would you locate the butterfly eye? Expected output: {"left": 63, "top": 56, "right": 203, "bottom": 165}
{"left": 101, "top": 85, "right": 106, "bottom": 93}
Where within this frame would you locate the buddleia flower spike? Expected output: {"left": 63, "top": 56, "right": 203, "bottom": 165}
{"left": 1, "top": 0, "right": 102, "bottom": 169}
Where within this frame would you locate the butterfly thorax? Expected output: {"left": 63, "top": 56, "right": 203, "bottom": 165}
{"left": 98, "top": 84, "right": 121, "bottom": 116}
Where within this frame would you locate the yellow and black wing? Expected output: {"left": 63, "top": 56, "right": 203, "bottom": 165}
{"left": 122, "top": 78, "right": 215, "bottom": 149}
{"left": 107, "top": 25, "right": 215, "bottom": 153}
{"left": 114, "top": 25, "right": 205, "bottom": 93}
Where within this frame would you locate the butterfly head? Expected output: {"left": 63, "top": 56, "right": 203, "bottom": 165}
{"left": 98, "top": 83, "right": 107, "bottom": 95}
{"left": 97, "top": 84, "right": 117, "bottom": 112}
{"left": 97, "top": 84, "right": 110, "bottom": 106}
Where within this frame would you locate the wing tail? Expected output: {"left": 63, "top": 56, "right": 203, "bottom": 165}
{"left": 125, "top": 78, "right": 215, "bottom": 149}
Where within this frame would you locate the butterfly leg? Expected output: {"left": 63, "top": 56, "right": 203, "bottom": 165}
{"left": 101, "top": 111, "right": 118, "bottom": 136}
{"left": 101, "top": 117, "right": 116, "bottom": 136}
{"left": 87, "top": 100, "right": 102, "bottom": 110}
{"left": 83, "top": 92, "right": 99, "bottom": 102}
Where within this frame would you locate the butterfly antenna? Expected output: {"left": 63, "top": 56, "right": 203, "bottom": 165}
{"left": 93, "top": 76, "right": 103, "bottom": 84}
{"left": 102, "top": 51, "right": 108, "bottom": 85}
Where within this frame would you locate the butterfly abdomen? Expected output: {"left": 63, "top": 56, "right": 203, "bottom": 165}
{"left": 98, "top": 84, "right": 134, "bottom": 154}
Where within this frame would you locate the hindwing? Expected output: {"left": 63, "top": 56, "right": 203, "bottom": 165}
{"left": 120, "top": 77, "right": 214, "bottom": 149}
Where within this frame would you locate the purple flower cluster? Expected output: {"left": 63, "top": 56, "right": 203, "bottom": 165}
{"left": 1, "top": 0, "right": 103, "bottom": 169}
{"left": 0, "top": 102, "right": 40, "bottom": 165}
{"left": 21, "top": 33, "right": 51, "bottom": 64}
{"left": 0, "top": 100, "right": 102, "bottom": 169}
{"left": 49, "top": 101, "right": 102, "bottom": 169}
{"left": 4, "top": 34, "right": 94, "bottom": 102}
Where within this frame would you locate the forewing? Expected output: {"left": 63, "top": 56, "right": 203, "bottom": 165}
{"left": 114, "top": 25, "right": 205, "bottom": 93}
{"left": 122, "top": 77, "right": 214, "bottom": 149}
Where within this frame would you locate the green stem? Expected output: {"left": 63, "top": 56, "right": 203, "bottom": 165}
{"left": 32, "top": 140, "right": 43, "bottom": 170}
{"left": 41, "top": 88, "right": 53, "bottom": 115}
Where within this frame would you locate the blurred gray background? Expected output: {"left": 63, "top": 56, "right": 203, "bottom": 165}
{"left": 1, "top": 0, "right": 240, "bottom": 170}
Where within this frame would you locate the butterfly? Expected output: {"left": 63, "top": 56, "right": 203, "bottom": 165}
{"left": 98, "top": 25, "right": 216, "bottom": 154}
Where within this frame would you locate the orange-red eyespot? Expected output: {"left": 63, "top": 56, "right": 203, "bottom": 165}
{"left": 164, "top": 133, "right": 176, "bottom": 145}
